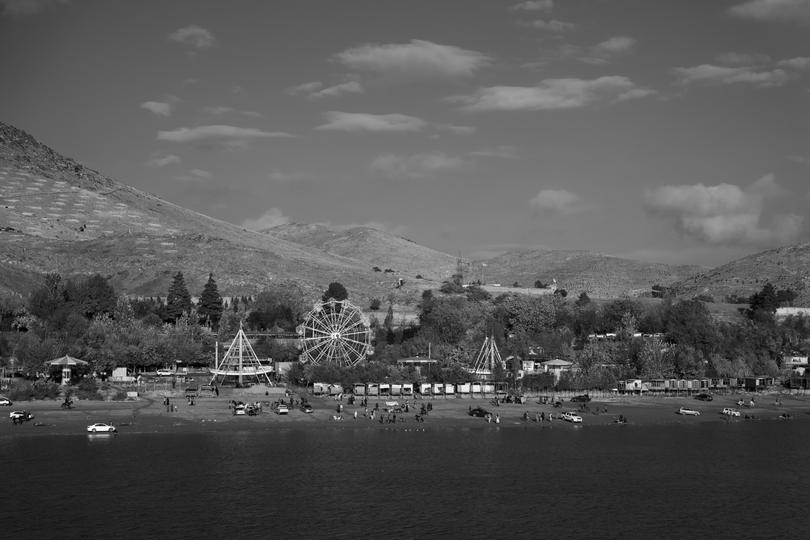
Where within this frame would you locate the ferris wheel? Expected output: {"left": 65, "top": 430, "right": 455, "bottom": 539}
{"left": 297, "top": 299, "right": 371, "bottom": 367}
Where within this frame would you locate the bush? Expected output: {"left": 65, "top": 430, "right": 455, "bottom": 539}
{"left": 7, "top": 380, "right": 61, "bottom": 400}
{"left": 111, "top": 390, "right": 128, "bottom": 401}
{"left": 75, "top": 378, "right": 102, "bottom": 400}
{"left": 369, "top": 298, "right": 381, "bottom": 311}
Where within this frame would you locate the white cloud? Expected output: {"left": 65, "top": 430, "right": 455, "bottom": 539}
{"left": 729, "top": 0, "right": 810, "bottom": 24}
{"left": 579, "top": 36, "right": 637, "bottom": 64}
{"left": 469, "top": 145, "right": 517, "bottom": 159}
{"left": 715, "top": 52, "right": 772, "bottom": 66}
{"left": 190, "top": 168, "right": 212, "bottom": 179}
{"left": 371, "top": 153, "right": 467, "bottom": 179}
{"left": 168, "top": 25, "right": 216, "bottom": 49}
{"left": 0, "top": 0, "right": 66, "bottom": 16}
{"left": 777, "top": 56, "right": 810, "bottom": 70}
{"left": 510, "top": 0, "right": 553, "bottom": 12}
{"left": 529, "top": 189, "right": 585, "bottom": 215}
{"left": 673, "top": 64, "right": 792, "bottom": 87}
{"left": 316, "top": 111, "right": 427, "bottom": 132}
{"left": 437, "top": 124, "right": 477, "bottom": 135}
{"left": 789, "top": 155, "right": 810, "bottom": 165}
{"left": 335, "top": 39, "right": 491, "bottom": 79}
{"left": 157, "top": 125, "right": 294, "bottom": 143}
{"left": 141, "top": 101, "right": 172, "bottom": 117}
{"left": 523, "top": 19, "right": 576, "bottom": 32}
{"left": 644, "top": 176, "right": 802, "bottom": 246}
{"left": 309, "top": 81, "right": 364, "bottom": 99}
{"left": 286, "top": 81, "right": 324, "bottom": 95}
{"left": 450, "top": 76, "right": 654, "bottom": 111}
{"left": 147, "top": 154, "right": 181, "bottom": 167}
{"left": 242, "top": 208, "right": 290, "bottom": 231}
{"left": 203, "top": 106, "right": 234, "bottom": 115}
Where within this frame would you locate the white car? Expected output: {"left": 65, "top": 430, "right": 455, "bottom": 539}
{"left": 0, "top": 397, "right": 12, "bottom": 406}
{"left": 9, "top": 410, "right": 33, "bottom": 421}
{"left": 156, "top": 369, "right": 174, "bottom": 376}
{"left": 678, "top": 407, "right": 701, "bottom": 416}
{"left": 722, "top": 407, "right": 741, "bottom": 417}
{"left": 561, "top": 411, "right": 583, "bottom": 423}
{"left": 276, "top": 404, "right": 289, "bottom": 415}
{"left": 87, "top": 422, "right": 117, "bottom": 433}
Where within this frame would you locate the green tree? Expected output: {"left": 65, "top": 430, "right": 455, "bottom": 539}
{"left": 322, "top": 282, "right": 348, "bottom": 302}
{"left": 76, "top": 274, "right": 117, "bottom": 319}
{"left": 197, "top": 273, "right": 224, "bottom": 328}
{"left": 166, "top": 272, "right": 192, "bottom": 322}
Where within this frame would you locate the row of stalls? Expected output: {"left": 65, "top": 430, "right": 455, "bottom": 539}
{"left": 617, "top": 376, "right": 776, "bottom": 394}
{"left": 312, "top": 381, "right": 510, "bottom": 397}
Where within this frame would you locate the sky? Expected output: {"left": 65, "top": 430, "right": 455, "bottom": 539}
{"left": 0, "top": 0, "right": 808, "bottom": 268}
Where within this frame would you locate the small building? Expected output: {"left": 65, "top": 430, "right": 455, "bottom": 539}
{"left": 539, "top": 359, "right": 574, "bottom": 384}
{"left": 418, "top": 383, "right": 431, "bottom": 395}
{"left": 444, "top": 383, "right": 455, "bottom": 396}
{"left": 743, "top": 376, "right": 775, "bottom": 392}
{"left": 367, "top": 383, "right": 379, "bottom": 396}
{"left": 397, "top": 357, "right": 439, "bottom": 378}
{"left": 353, "top": 383, "right": 366, "bottom": 396}
{"left": 456, "top": 382, "right": 471, "bottom": 395}
{"left": 379, "top": 383, "right": 391, "bottom": 397}
{"left": 391, "top": 383, "right": 402, "bottom": 396}
{"left": 401, "top": 383, "right": 414, "bottom": 396}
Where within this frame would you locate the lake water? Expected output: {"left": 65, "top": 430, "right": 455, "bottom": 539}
{"left": 3, "top": 421, "right": 808, "bottom": 539}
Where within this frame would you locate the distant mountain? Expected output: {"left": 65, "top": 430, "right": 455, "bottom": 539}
{"left": 264, "top": 223, "right": 457, "bottom": 280}
{"left": 671, "top": 243, "right": 810, "bottom": 305}
{"left": 477, "top": 249, "right": 705, "bottom": 298}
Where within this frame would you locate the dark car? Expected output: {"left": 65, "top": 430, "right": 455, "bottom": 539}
{"left": 570, "top": 394, "right": 591, "bottom": 403}
{"left": 301, "top": 403, "right": 313, "bottom": 413}
{"left": 695, "top": 393, "right": 713, "bottom": 401}
{"left": 469, "top": 407, "right": 491, "bottom": 418}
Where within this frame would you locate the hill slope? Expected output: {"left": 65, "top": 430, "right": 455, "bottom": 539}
{"left": 477, "top": 249, "right": 705, "bottom": 298}
{"left": 0, "top": 121, "right": 394, "bottom": 299}
{"left": 671, "top": 243, "right": 810, "bottom": 305}
{"left": 264, "top": 223, "right": 457, "bottom": 281}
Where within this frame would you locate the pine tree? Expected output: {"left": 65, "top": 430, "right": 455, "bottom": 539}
{"left": 197, "top": 273, "right": 223, "bottom": 328}
{"left": 166, "top": 271, "right": 192, "bottom": 322}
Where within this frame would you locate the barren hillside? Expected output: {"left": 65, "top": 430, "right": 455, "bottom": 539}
{"left": 477, "top": 249, "right": 705, "bottom": 298}
{"left": 672, "top": 243, "right": 810, "bottom": 305}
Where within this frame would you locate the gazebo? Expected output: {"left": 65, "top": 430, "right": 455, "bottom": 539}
{"left": 48, "top": 355, "right": 89, "bottom": 385}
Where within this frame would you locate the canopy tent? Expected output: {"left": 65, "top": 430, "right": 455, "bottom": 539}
{"left": 48, "top": 355, "right": 89, "bottom": 385}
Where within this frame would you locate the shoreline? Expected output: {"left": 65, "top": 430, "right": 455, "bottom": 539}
{"left": 3, "top": 391, "right": 809, "bottom": 437}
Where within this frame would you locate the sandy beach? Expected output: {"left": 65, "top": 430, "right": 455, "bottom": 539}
{"left": 3, "top": 388, "right": 809, "bottom": 437}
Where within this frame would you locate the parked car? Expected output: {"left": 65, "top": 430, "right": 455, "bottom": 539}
{"left": 570, "top": 394, "right": 591, "bottom": 403}
{"left": 722, "top": 407, "right": 741, "bottom": 417}
{"left": 86, "top": 423, "right": 117, "bottom": 433}
{"left": 301, "top": 403, "right": 313, "bottom": 414}
{"left": 561, "top": 411, "right": 583, "bottom": 423}
{"left": 694, "top": 393, "right": 713, "bottom": 401}
{"left": 156, "top": 369, "right": 174, "bottom": 376}
{"left": 469, "top": 407, "right": 491, "bottom": 418}
{"left": 0, "top": 397, "right": 12, "bottom": 406}
{"left": 9, "top": 410, "right": 33, "bottom": 421}
{"left": 678, "top": 407, "right": 701, "bottom": 416}
{"left": 276, "top": 404, "right": 289, "bottom": 415}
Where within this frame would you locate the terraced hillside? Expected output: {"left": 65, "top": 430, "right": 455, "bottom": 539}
{"left": 0, "top": 122, "right": 427, "bottom": 300}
